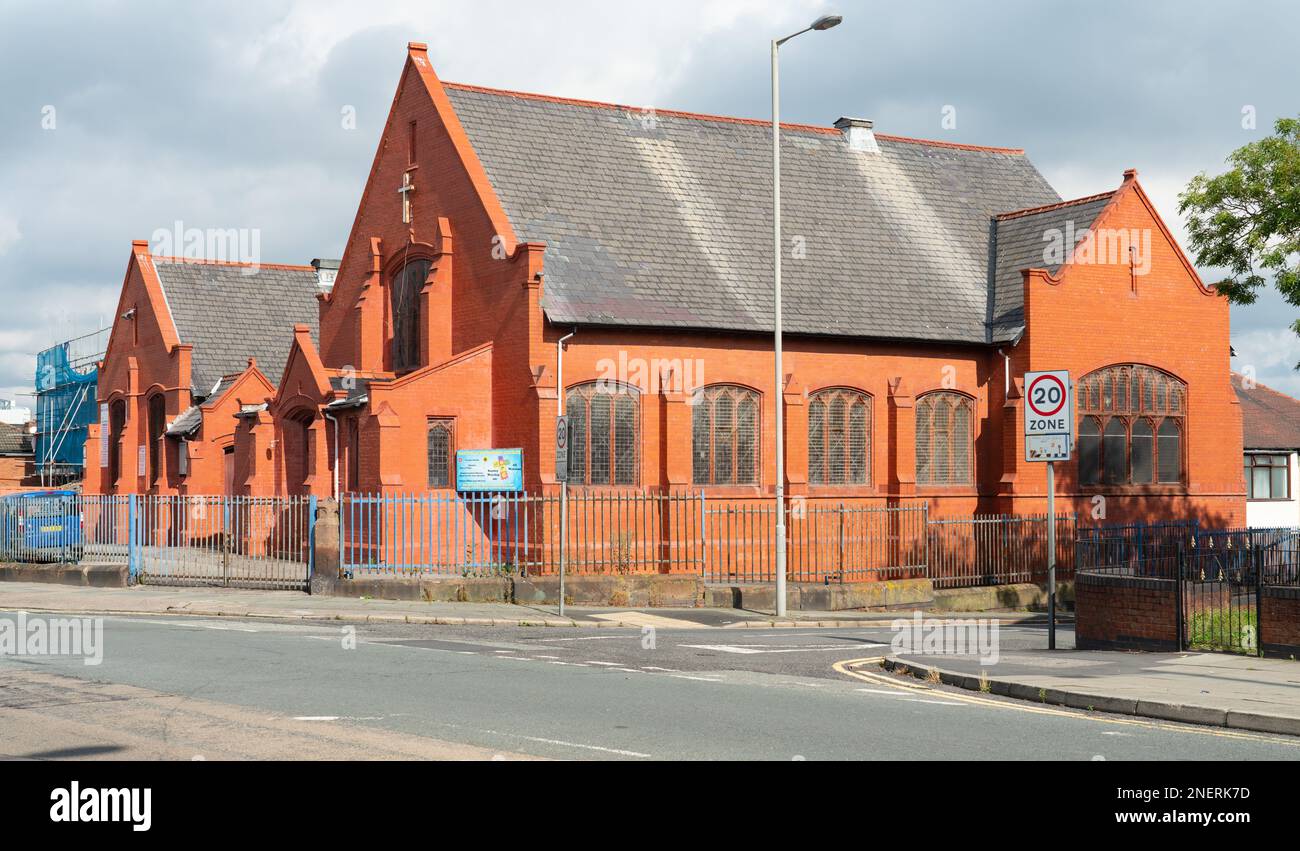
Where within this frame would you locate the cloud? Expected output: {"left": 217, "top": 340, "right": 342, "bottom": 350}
{"left": 0, "top": 213, "right": 19, "bottom": 256}
{"left": 0, "top": 0, "right": 1296, "bottom": 405}
{"left": 1233, "top": 328, "right": 1300, "bottom": 396}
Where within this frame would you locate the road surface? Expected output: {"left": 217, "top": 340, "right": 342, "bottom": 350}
{"left": 2, "top": 612, "right": 1297, "bottom": 760}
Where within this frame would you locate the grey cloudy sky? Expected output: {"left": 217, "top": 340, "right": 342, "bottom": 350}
{"left": 1, "top": 0, "right": 1297, "bottom": 405}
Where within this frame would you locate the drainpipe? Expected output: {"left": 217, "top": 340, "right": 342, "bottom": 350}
{"left": 997, "top": 349, "right": 1011, "bottom": 399}
{"left": 556, "top": 328, "right": 576, "bottom": 618}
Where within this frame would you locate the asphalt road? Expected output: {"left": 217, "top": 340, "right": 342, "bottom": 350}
{"left": 3, "top": 612, "right": 1298, "bottom": 761}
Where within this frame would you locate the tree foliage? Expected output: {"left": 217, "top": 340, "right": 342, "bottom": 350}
{"left": 1179, "top": 117, "right": 1300, "bottom": 342}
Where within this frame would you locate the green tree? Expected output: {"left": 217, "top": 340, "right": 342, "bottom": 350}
{"left": 1179, "top": 116, "right": 1300, "bottom": 358}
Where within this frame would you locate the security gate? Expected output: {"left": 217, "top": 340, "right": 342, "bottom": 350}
{"left": 1180, "top": 547, "right": 1260, "bottom": 655}
{"left": 134, "top": 495, "right": 314, "bottom": 590}
{"left": 1179, "top": 533, "right": 1299, "bottom": 657}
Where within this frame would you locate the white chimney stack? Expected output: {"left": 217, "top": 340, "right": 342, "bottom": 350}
{"left": 835, "top": 117, "right": 878, "bottom": 153}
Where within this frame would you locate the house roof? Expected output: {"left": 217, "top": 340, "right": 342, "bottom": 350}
{"left": 444, "top": 82, "right": 1065, "bottom": 344}
{"left": 0, "top": 422, "right": 33, "bottom": 456}
{"left": 1233, "top": 373, "right": 1300, "bottom": 451}
{"left": 151, "top": 258, "right": 321, "bottom": 395}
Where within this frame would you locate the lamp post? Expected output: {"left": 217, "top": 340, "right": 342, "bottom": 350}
{"left": 772, "top": 14, "right": 842, "bottom": 618}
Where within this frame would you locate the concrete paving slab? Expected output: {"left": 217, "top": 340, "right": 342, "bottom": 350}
{"left": 886, "top": 648, "right": 1300, "bottom": 737}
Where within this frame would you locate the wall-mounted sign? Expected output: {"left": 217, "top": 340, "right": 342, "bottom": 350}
{"left": 456, "top": 449, "right": 524, "bottom": 493}
{"left": 99, "top": 403, "right": 109, "bottom": 468}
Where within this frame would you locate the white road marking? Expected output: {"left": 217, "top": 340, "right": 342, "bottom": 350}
{"left": 682, "top": 644, "right": 764, "bottom": 655}
{"left": 481, "top": 730, "right": 651, "bottom": 758}
{"left": 591, "top": 613, "right": 705, "bottom": 629}
{"left": 683, "top": 643, "right": 887, "bottom": 655}
{"left": 640, "top": 666, "right": 680, "bottom": 672}
{"left": 293, "top": 716, "right": 341, "bottom": 721}
{"left": 670, "top": 674, "right": 723, "bottom": 683}
{"left": 584, "top": 661, "right": 623, "bottom": 667}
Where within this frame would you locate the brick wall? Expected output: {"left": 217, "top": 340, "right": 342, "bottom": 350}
{"left": 1261, "top": 586, "right": 1300, "bottom": 658}
{"left": 1076, "top": 572, "right": 1180, "bottom": 651}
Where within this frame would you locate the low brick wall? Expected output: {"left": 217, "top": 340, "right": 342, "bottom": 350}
{"left": 1075, "top": 572, "right": 1179, "bottom": 652}
{"left": 1261, "top": 586, "right": 1300, "bottom": 658}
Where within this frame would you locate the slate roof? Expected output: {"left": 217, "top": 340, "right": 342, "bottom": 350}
{"left": 1233, "top": 373, "right": 1300, "bottom": 450}
{"left": 0, "top": 422, "right": 33, "bottom": 456}
{"left": 445, "top": 84, "right": 1065, "bottom": 344}
{"left": 166, "top": 406, "right": 203, "bottom": 438}
{"left": 151, "top": 259, "right": 321, "bottom": 395}
{"left": 988, "top": 193, "right": 1115, "bottom": 340}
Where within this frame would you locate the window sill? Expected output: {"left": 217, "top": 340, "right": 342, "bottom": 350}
{"left": 1079, "top": 484, "right": 1189, "bottom": 496}
{"left": 915, "top": 484, "right": 978, "bottom": 493}
{"left": 692, "top": 485, "right": 765, "bottom": 498}
{"left": 806, "top": 484, "right": 881, "bottom": 498}
{"left": 565, "top": 485, "right": 646, "bottom": 495}
{"left": 1247, "top": 498, "right": 1294, "bottom": 503}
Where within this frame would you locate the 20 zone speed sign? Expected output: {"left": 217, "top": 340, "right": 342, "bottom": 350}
{"left": 1025, "top": 370, "right": 1071, "bottom": 462}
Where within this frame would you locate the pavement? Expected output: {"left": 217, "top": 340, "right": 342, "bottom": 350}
{"left": 886, "top": 648, "right": 1300, "bottom": 737}
{"left": 3, "top": 611, "right": 1298, "bottom": 760}
{"left": 0, "top": 581, "right": 1057, "bottom": 629}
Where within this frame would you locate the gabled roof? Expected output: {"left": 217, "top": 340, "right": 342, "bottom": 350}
{"left": 444, "top": 82, "right": 1062, "bottom": 344}
{"left": 988, "top": 192, "right": 1115, "bottom": 340}
{"left": 151, "top": 258, "right": 321, "bottom": 395}
{"left": 1233, "top": 373, "right": 1300, "bottom": 451}
{"left": 0, "top": 422, "right": 32, "bottom": 456}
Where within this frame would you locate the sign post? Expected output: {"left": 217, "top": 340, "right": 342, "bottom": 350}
{"left": 555, "top": 416, "right": 570, "bottom": 618}
{"left": 1024, "top": 370, "right": 1072, "bottom": 651}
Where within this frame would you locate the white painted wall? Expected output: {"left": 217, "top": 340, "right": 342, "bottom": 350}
{"left": 1246, "top": 451, "right": 1300, "bottom": 528}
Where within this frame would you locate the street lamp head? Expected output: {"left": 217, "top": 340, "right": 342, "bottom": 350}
{"left": 811, "top": 14, "right": 843, "bottom": 31}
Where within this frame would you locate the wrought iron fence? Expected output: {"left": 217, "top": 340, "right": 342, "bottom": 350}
{"left": 927, "top": 513, "right": 1076, "bottom": 589}
{"left": 0, "top": 492, "right": 313, "bottom": 590}
{"left": 1074, "top": 520, "right": 1200, "bottom": 573}
{"left": 340, "top": 491, "right": 929, "bottom": 583}
{"left": 704, "top": 499, "right": 928, "bottom": 584}
{"left": 1076, "top": 531, "right": 1300, "bottom": 656}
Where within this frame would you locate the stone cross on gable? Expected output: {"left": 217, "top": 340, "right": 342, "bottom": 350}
{"left": 398, "top": 171, "right": 416, "bottom": 224}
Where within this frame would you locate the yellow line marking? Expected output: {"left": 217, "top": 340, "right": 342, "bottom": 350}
{"left": 831, "top": 658, "right": 1300, "bottom": 746}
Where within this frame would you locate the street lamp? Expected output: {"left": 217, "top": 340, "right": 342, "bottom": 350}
{"left": 772, "top": 14, "right": 842, "bottom": 618}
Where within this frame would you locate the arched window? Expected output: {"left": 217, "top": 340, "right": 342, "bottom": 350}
{"left": 390, "top": 258, "right": 430, "bottom": 374}
{"left": 1077, "top": 365, "right": 1185, "bottom": 486}
{"left": 108, "top": 399, "right": 126, "bottom": 486}
{"left": 288, "top": 412, "right": 315, "bottom": 490}
{"left": 427, "top": 419, "right": 455, "bottom": 488}
{"left": 147, "top": 394, "right": 166, "bottom": 486}
{"left": 566, "top": 383, "right": 640, "bottom": 486}
{"left": 916, "top": 392, "right": 974, "bottom": 486}
{"left": 692, "top": 385, "right": 759, "bottom": 486}
{"left": 809, "top": 389, "right": 871, "bottom": 486}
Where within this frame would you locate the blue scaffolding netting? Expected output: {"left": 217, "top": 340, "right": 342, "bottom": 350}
{"left": 35, "top": 328, "right": 108, "bottom": 476}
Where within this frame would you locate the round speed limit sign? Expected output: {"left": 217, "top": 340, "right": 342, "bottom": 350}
{"left": 1025, "top": 371, "right": 1071, "bottom": 438}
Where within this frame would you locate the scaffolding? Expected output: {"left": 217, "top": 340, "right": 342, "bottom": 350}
{"left": 35, "top": 327, "right": 109, "bottom": 486}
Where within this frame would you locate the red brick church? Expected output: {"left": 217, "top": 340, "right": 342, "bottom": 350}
{"left": 84, "top": 42, "right": 1245, "bottom": 528}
